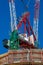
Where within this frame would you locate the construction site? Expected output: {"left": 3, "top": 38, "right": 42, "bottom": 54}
{"left": 0, "top": 0, "right": 43, "bottom": 65}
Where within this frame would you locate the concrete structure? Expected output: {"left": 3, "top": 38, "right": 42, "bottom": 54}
{"left": 0, "top": 49, "right": 43, "bottom": 65}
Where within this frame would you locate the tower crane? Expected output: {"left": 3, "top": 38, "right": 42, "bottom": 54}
{"left": 9, "top": 0, "right": 20, "bottom": 50}
{"left": 33, "top": 0, "right": 40, "bottom": 47}
{"left": 3, "top": 0, "right": 37, "bottom": 49}
{"left": 3, "top": 0, "right": 19, "bottom": 50}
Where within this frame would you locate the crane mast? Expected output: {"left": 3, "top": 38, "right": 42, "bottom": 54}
{"left": 9, "top": 0, "right": 17, "bottom": 32}
{"left": 33, "top": 0, "right": 40, "bottom": 47}
{"left": 9, "top": 0, "right": 19, "bottom": 50}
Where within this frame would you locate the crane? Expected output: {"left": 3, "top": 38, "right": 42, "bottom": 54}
{"left": 17, "top": 12, "right": 36, "bottom": 49}
{"left": 2, "top": 0, "right": 37, "bottom": 49}
{"left": 8, "top": 0, "right": 19, "bottom": 50}
{"left": 33, "top": 0, "right": 40, "bottom": 47}
{"left": 2, "top": 0, "right": 20, "bottom": 50}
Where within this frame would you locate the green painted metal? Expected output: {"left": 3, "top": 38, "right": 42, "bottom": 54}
{"left": 34, "top": 41, "right": 39, "bottom": 48}
{"left": 9, "top": 30, "right": 19, "bottom": 50}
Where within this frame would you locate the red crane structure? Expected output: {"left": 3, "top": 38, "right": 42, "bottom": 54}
{"left": 17, "top": 12, "right": 36, "bottom": 49}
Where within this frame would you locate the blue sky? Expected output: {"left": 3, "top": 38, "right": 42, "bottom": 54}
{"left": 0, "top": 0, "right": 43, "bottom": 54}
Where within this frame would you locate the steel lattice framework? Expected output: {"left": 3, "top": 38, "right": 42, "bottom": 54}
{"left": 33, "top": 0, "right": 40, "bottom": 42}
